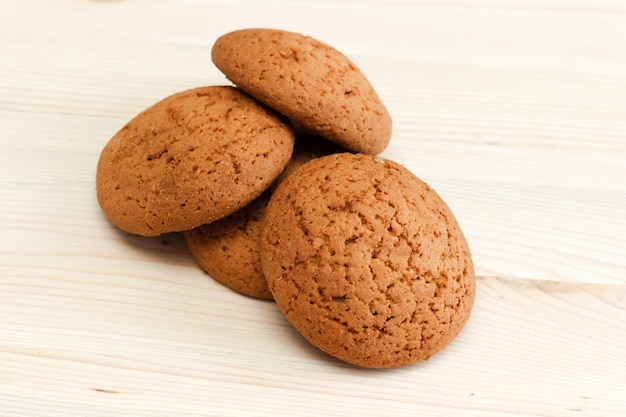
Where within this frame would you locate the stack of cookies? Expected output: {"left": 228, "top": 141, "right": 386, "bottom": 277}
{"left": 96, "top": 28, "right": 476, "bottom": 368}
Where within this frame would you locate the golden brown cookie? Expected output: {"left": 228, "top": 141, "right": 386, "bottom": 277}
{"left": 185, "top": 194, "right": 273, "bottom": 299}
{"left": 211, "top": 28, "right": 392, "bottom": 155}
{"left": 184, "top": 135, "right": 347, "bottom": 299}
{"left": 259, "top": 153, "right": 476, "bottom": 368}
{"left": 96, "top": 86, "right": 294, "bottom": 236}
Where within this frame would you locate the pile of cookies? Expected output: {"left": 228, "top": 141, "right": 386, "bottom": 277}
{"left": 96, "top": 28, "right": 476, "bottom": 368}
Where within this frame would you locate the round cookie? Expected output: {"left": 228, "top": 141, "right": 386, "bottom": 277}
{"left": 211, "top": 28, "right": 392, "bottom": 155}
{"left": 260, "top": 153, "right": 476, "bottom": 368}
{"left": 96, "top": 86, "right": 295, "bottom": 236}
{"left": 184, "top": 135, "right": 347, "bottom": 299}
{"left": 185, "top": 194, "right": 273, "bottom": 299}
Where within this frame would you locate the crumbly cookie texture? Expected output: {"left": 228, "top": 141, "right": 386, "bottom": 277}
{"left": 95, "top": 29, "right": 474, "bottom": 368}
{"left": 184, "top": 134, "right": 348, "bottom": 299}
{"left": 185, "top": 193, "right": 274, "bottom": 299}
{"left": 96, "top": 86, "right": 294, "bottom": 236}
{"left": 260, "top": 153, "right": 476, "bottom": 368}
{"left": 212, "top": 28, "right": 392, "bottom": 155}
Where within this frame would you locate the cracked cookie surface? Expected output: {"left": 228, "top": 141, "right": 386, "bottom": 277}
{"left": 260, "top": 153, "right": 475, "bottom": 368}
{"left": 184, "top": 134, "right": 347, "bottom": 299}
{"left": 96, "top": 86, "right": 294, "bottom": 236}
{"left": 212, "top": 28, "right": 392, "bottom": 155}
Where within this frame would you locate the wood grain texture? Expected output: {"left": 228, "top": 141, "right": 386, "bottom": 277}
{"left": 1, "top": 254, "right": 625, "bottom": 416}
{"left": 1, "top": 0, "right": 625, "bottom": 415}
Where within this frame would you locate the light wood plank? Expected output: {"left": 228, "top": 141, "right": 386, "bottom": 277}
{"left": 2, "top": 1, "right": 626, "bottom": 416}
{"left": 2, "top": 32, "right": 625, "bottom": 282}
{"left": 1, "top": 258, "right": 625, "bottom": 416}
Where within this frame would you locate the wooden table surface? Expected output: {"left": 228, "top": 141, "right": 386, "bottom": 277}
{"left": 2, "top": 1, "right": 625, "bottom": 416}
